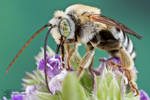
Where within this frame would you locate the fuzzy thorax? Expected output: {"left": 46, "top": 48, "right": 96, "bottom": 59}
{"left": 65, "top": 4, "right": 101, "bottom": 15}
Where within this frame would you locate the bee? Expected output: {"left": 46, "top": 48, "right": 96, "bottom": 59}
{"left": 7, "top": 4, "right": 142, "bottom": 95}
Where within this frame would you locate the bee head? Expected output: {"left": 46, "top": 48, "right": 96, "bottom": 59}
{"left": 49, "top": 11, "right": 75, "bottom": 44}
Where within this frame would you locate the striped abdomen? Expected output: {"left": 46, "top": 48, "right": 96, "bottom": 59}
{"left": 121, "top": 32, "right": 136, "bottom": 60}
{"left": 90, "top": 28, "right": 136, "bottom": 60}
{"left": 112, "top": 28, "right": 136, "bottom": 60}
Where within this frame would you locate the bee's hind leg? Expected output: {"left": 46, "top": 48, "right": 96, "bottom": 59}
{"left": 125, "top": 69, "right": 139, "bottom": 96}
{"left": 119, "top": 47, "right": 139, "bottom": 96}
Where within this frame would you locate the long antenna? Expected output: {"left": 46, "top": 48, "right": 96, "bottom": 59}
{"left": 6, "top": 24, "right": 49, "bottom": 72}
{"left": 44, "top": 27, "right": 54, "bottom": 94}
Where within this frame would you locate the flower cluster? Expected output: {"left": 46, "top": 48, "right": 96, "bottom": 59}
{"left": 2, "top": 47, "right": 150, "bottom": 100}
{"left": 2, "top": 85, "right": 39, "bottom": 100}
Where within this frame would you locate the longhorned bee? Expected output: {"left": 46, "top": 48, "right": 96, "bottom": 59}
{"left": 7, "top": 4, "right": 142, "bottom": 95}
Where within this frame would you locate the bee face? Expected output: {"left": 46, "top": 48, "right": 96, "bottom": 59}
{"left": 49, "top": 11, "right": 75, "bottom": 44}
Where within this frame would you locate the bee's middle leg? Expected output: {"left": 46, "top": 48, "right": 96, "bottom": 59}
{"left": 77, "top": 42, "right": 95, "bottom": 79}
{"left": 88, "top": 56, "right": 97, "bottom": 89}
{"left": 88, "top": 56, "right": 94, "bottom": 77}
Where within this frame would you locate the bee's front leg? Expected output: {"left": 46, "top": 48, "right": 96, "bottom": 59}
{"left": 64, "top": 39, "right": 76, "bottom": 70}
{"left": 77, "top": 42, "right": 95, "bottom": 79}
{"left": 64, "top": 44, "right": 70, "bottom": 55}
{"left": 66, "top": 44, "right": 77, "bottom": 71}
{"left": 60, "top": 45, "right": 65, "bottom": 68}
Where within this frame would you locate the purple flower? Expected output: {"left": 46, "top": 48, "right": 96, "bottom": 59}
{"left": 97, "top": 57, "right": 137, "bottom": 75}
{"left": 48, "top": 69, "right": 68, "bottom": 95}
{"left": 38, "top": 54, "right": 69, "bottom": 95}
{"left": 23, "top": 85, "right": 40, "bottom": 100}
{"left": 99, "top": 57, "right": 121, "bottom": 64}
{"left": 38, "top": 54, "right": 63, "bottom": 78}
{"left": 94, "top": 57, "right": 122, "bottom": 76}
{"left": 140, "top": 90, "right": 150, "bottom": 100}
{"left": 2, "top": 97, "right": 7, "bottom": 100}
{"left": 11, "top": 93, "right": 25, "bottom": 100}
{"left": 25, "top": 85, "right": 37, "bottom": 94}
{"left": 1, "top": 85, "right": 39, "bottom": 100}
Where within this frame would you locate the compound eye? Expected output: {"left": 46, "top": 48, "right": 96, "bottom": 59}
{"left": 59, "top": 19, "right": 71, "bottom": 37}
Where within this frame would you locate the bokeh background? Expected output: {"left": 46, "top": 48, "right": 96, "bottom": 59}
{"left": 0, "top": 0, "right": 149, "bottom": 97}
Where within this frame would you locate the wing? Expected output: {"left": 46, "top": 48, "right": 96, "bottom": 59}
{"left": 89, "top": 14, "right": 142, "bottom": 39}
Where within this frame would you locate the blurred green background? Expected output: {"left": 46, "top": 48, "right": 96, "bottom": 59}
{"left": 0, "top": 0, "right": 149, "bottom": 97}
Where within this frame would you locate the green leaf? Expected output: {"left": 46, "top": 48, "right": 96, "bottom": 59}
{"left": 95, "top": 68, "right": 140, "bottom": 100}
{"left": 47, "top": 46, "right": 55, "bottom": 56}
{"left": 23, "top": 70, "right": 45, "bottom": 85}
{"left": 35, "top": 92, "right": 58, "bottom": 100}
{"left": 23, "top": 70, "right": 49, "bottom": 93}
{"left": 70, "top": 50, "right": 81, "bottom": 70}
{"left": 80, "top": 70, "right": 93, "bottom": 94}
{"left": 96, "top": 69, "right": 122, "bottom": 100}
{"left": 125, "top": 92, "right": 140, "bottom": 100}
{"left": 62, "top": 73, "right": 87, "bottom": 100}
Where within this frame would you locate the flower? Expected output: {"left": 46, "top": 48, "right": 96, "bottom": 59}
{"left": 6, "top": 86, "right": 39, "bottom": 100}
{"left": 10, "top": 93, "right": 25, "bottom": 100}
{"left": 1, "top": 86, "right": 39, "bottom": 100}
{"left": 38, "top": 54, "right": 63, "bottom": 78}
{"left": 99, "top": 57, "right": 122, "bottom": 72}
{"left": 25, "top": 85, "right": 37, "bottom": 94}
{"left": 97, "top": 57, "right": 137, "bottom": 78}
{"left": 48, "top": 69, "right": 68, "bottom": 95}
{"left": 3, "top": 47, "right": 150, "bottom": 100}
{"left": 2, "top": 97, "right": 8, "bottom": 100}
{"left": 37, "top": 54, "right": 69, "bottom": 95}
{"left": 99, "top": 57, "right": 122, "bottom": 65}
{"left": 35, "top": 47, "right": 55, "bottom": 65}
{"left": 23, "top": 85, "right": 40, "bottom": 100}
{"left": 140, "top": 90, "right": 150, "bottom": 100}
{"left": 93, "top": 57, "right": 140, "bottom": 100}
{"left": 94, "top": 57, "right": 123, "bottom": 76}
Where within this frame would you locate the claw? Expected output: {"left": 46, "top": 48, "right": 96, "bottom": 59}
{"left": 107, "top": 61, "right": 139, "bottom": 96}
{"left": 129, "top": 81, "right": 139, "bottom": 96}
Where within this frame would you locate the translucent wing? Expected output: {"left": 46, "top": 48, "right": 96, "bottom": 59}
{"left": 89, "top": 14, "right": 142, "bottom": 39}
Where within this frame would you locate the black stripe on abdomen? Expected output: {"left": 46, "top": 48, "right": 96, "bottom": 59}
{"left": 121, "top": 32, "right": 136, "bottom": 60}
{"left": 90, "top": 35, "right": 99, "bottom": 44}
{"left": 108, "top": 49, "right": 120, "bottom": 57}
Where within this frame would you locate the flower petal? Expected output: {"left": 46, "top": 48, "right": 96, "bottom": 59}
{"left": 140, "top": 90, "right": 150, "bottom": 100}
{"left": 48, "top": 69, "right": 68, "bottom": 95}
{"left": 11, "top": 93, "right": 25, "bottom": 100}
{"left": 38, "top": 55, "right": 63, "bottom": 78}
{"left": 2, "top": 97, "right": 7, "bottom": 100}
{"left": 25, "top": 85, "right": 37, "bottom": 94}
